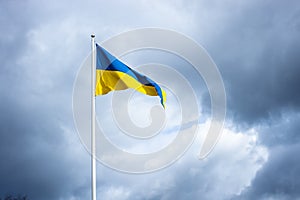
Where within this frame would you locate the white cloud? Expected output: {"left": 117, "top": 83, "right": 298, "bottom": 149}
{"left": 89, "top": 121, "right": 268, "bottom": 200}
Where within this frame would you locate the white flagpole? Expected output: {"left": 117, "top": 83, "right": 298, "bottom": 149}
{"left": 91, "top": 34, "right": 97, "bottom": 200}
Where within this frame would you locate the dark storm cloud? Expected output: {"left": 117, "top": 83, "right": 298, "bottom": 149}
{"left": 235, "top": 144, "right": 300, "bottom": 200}
{"left": 0, "top": 1, "right": 90, "bottom": 199}
{"left": 0, "top": 95, "right": 89, "bottom": 199}
{"left": 231, "top": 112, "right": 300, "bottom": 200}
{"left": 258, "top": 112, "right": 300, "bottom": 147}
{"left": 201, "top": 0, "right": 300, "bottom": 125}
{"left": 192, "top": 1, "right": 300, "bottom": 199}
{"left": 0, "top": 58, "right": 85, "bottom": 198}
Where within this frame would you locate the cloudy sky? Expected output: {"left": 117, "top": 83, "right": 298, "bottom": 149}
{"left": 1, "top": 0, "right": 300, "bottom": 199}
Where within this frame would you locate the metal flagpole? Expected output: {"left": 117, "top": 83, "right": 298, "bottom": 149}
{"left": 91, "top": 34, "right": 97, "bottom": 200}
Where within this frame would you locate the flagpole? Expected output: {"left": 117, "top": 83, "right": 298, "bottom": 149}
{"left": 91, "top": 34, "right": 97, "bottom": 200}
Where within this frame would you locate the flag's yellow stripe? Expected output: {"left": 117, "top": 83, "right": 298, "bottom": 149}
{"left": 96, "top": 70, "right": 161, "bottom": 97}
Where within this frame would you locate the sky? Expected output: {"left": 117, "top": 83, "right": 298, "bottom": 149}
{"left": 1, "top": 0, "right": 300, "bottom": 199}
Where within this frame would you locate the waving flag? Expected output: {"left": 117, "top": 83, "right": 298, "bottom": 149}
{"left": 95, "top": 43, "right": 166, "bottom": 108}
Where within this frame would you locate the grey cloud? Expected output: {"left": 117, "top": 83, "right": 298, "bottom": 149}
{"left": 198, "top": 0, "right": 300, "bottom": 125}
{"left": 0, "top": 1, "right": 91, "bottom": 199}
{"left": 0, "top": 95, "right": 90, "bottom": 199}
{"left": 233, "top": 112, "right": 300, "bottom": 200}
{"left": 235, "top": 144, "right": 300, "bottom": 200}
{"left": 191, "top": 1, "right": 300, "bottom": 199}
{"left": 258, "top": 112, "right": 300, "bottom": 147}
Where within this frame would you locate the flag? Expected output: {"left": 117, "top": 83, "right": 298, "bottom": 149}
{"left": 95, "top": 43, "right": 166, "bottom": 108}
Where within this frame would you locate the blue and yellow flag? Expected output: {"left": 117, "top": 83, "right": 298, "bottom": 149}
{"left": 95, "top": 44, "right": 166, "bottom": 108}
